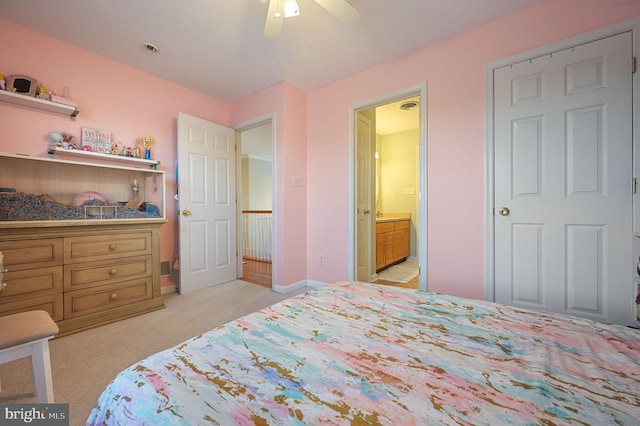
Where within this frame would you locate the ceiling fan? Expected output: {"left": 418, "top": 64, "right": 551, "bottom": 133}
{"left": 263, "top": 0, "right": 359, "bottom": 38}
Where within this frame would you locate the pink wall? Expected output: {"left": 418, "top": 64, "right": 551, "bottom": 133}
{"left": 305, "top": 0, "right": 640, "bottom": 299}
{"left": 231, "top": 82, "right": 308, "bottom": 287}
{"left": 1, "top": 18, "right": 308, "bottom": 291}
{"left": 0, "top": 20, "right": 230, "bottom": 290}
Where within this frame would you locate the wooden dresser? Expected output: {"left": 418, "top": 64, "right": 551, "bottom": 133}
{"left": 0, "top": 152, "right": 167, "bottom": 337}
{"left": 0, "top": 224, "right": 164, "bottom": 337}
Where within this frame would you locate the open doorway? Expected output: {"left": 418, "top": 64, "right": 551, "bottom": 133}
{"left": 350, "top": 84, "right": 427, "bottom": 291}
{"left": 237, "top": 120, "right": 274, "bottom": 288}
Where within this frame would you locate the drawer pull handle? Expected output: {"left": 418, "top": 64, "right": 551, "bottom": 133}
{"left": 110, "top": 293, "right": 118, "bottom": 301}
{"left": 109, "top": 244, "right": 117, "bottom": 251}
{"left": 0, "top": 282, "right": 6, "bottom": 294}
{"left": 0, "top": 268, "right": 7, "bottom": 273}
{"left": 109, "top": 269, "right": 118, "bottom": 275}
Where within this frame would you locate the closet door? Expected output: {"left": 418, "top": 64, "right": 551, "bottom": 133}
{"left": 493, "top": 31, "right": 633, "bottom": 326}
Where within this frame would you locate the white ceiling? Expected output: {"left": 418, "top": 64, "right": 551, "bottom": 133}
{"left": 375, "top": 96, "right": 421, "bottom": 136}
{"left": 0, "top": 0, "right": 543, "bottom": 104}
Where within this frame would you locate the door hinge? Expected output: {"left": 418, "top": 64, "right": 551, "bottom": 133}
{"left": 633, "top": 177, "right": 637, "bottom": 194}
{"left": 633, "top": 56, "right": 637, "bottom": 74}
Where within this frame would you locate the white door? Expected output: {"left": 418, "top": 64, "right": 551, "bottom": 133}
{"left": 177, "top": 112, "right": 237, "bottom": 294}
{"left": 494, "top": 32, "right": 633, "bottom": 325}
{"left": 357, "top": 113, "right": 373, "bottom": 281}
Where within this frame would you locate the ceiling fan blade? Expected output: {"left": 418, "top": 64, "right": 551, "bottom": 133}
{"left": 264, "top": 0, "right": 283, "bottom": 38}
{"left": 314, "top": 0, "right": 359, "bottom": 24}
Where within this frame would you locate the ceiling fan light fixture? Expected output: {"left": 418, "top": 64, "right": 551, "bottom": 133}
{"left": 265, "top": 0, "right": 356, "bottom": 38}
{"left": 283, "top": 0, "right": 300, "bottom": 17}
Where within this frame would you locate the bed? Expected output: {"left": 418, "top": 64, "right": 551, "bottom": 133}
{"left": 87, "top": 281, "right": 640, "bottom": 425}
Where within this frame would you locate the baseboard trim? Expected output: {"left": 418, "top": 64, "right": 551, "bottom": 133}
{"left": 272, "top": 279, "right": 328, "bottom": 293}
{"left": 162, "top": 280, "right": 330, "bottom": 296}
{"left": 161, "top": 284, "right": 177, "bottom": 295}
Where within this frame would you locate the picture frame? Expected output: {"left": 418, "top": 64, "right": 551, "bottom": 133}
{"left": 81, "top": 128, "right": 111, "bottom": 154}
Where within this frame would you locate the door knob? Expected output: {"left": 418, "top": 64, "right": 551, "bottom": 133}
{"left": 498, "top": 207, "right": 510, "bottom": 216}
{"left": 182, "top": 210, "right": 192, "bottom": 216}
{"left": 363, "top": 209, "right": 371, "bottom": 215}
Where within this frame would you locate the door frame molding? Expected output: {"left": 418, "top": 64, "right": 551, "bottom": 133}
{"left": 234, "top": 113, "right": 276, "bottom": 286}
{"left": 348, "top": 82, "right": 428, "bottom": 290}
{"left": 484, "top": 17, "right": 640, "bottom": 301}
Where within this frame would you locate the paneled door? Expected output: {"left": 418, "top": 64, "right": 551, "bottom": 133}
{"left": 177, "top": 112, "right": 237, "bottom": 294}
{"left": 493, "top": 32, "right": 633, "bottom": 326}
{"left": 357, "top": 113, "right": 373, "bottom": 281}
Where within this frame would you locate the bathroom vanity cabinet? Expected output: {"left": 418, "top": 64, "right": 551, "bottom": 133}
{"left": 375, "top": 218, "right": 410, "bottom": 271}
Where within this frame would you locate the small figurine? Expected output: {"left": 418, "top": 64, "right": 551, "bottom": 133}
{"left": 36, "top": 83, "right": 48, "bottom": 99}
{"left": 134, "top": 137, "right": 143, "bottom": 158}
{"left": 111, "top": 142, "right": 120, "bottom": 155}
{"left": 136, "top": 135, "right": 154, "bottom": 160}
{"left": 49, "top": 131, "right": 77, "bottom": 149}
{"left": 142, "top": 135, "right": 153, "bottom": 149}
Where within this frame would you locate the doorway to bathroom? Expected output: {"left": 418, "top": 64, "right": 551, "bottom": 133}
{"left": 350, "top": 84, "right": 427, "bottom": 291}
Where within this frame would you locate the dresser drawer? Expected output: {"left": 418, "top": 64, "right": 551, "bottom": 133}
{"left": 0, "top": 266, "right": 62, "bottom": 301}
{"left": 64, "top": 277, "right": 152, "bottom": 319}
{"left": 64, "top": 256, "right": 152, "bottom": 291}
{"left": 64, "top": 232, "right": 152, "bottom": 264}
{"left": 0, "top": 239, "right": 63, "bottom": 271}
{"left": 0, "top": 293, "right": 63, "bottom": 321}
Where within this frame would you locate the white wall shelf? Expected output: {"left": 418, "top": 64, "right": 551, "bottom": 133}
{"left": 48, "top": 146, "right": 160, "bottom": 169}
{"left": 0, "top": 89, "right": 80, "bottom": 120}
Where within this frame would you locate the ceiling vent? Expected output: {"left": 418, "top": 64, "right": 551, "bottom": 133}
{"left": 399, "top": 101, "right": 419, "bottom": 111}
{"left": 142, "top": 43, "right": 159, "bottom": 54}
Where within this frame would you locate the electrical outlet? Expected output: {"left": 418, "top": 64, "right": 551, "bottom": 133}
{"left": 319, "top": 255, "right": 325, "bottom": 265}
{"left": 292, "top": 176, "right": 303, "bottom": 187}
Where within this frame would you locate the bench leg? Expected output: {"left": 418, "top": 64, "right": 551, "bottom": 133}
{"left": 30, "top": 340, "right": 54, "bottom": 403}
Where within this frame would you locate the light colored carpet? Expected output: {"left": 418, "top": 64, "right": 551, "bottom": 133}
{"left": 0, "top": 280, "right": 308, "bottom": 426}
{"left": 376, "top": 260, "right": 419, "bottom": 283}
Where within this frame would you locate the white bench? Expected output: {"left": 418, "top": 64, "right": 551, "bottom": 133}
{"left": 0, "top": 310, "right": 59, "bottom": 403}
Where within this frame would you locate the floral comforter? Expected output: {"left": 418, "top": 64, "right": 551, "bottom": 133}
{"left": 87, "top": 281, "right": 640, "bottom": 425}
